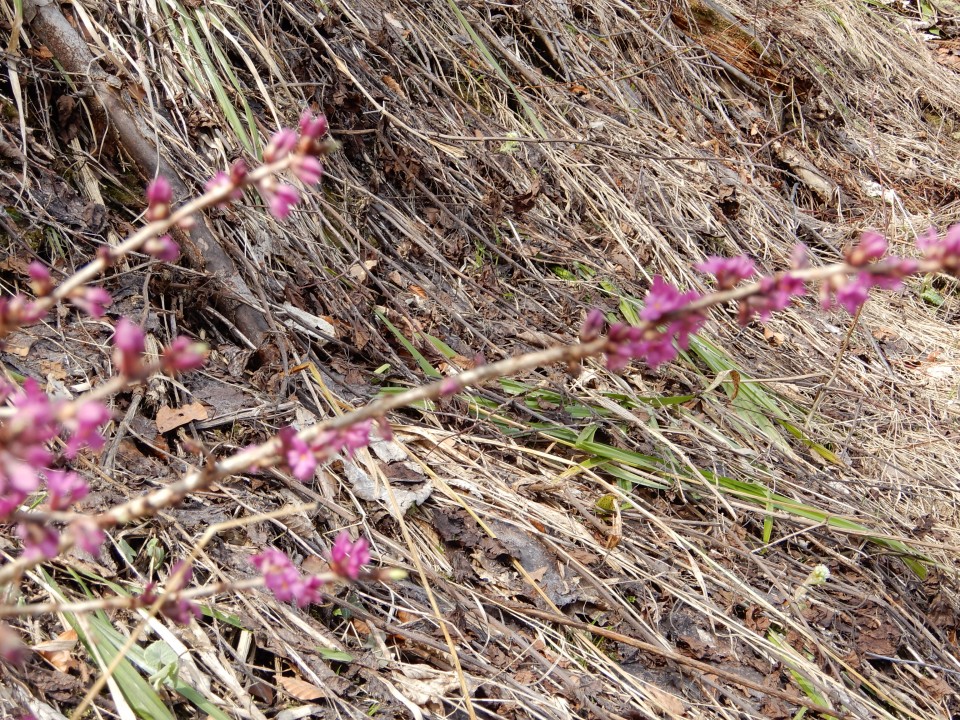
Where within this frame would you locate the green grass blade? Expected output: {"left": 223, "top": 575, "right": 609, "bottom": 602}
{"left": 445, "top": 0, "right": 547, "bottom": 137}
{"left": 374, "top": 309, "right": 443, "bottom": 379}
{"left": 196, "top": 9, "right": 261, "bottom": 154}
{"left": 688, "top": 336, "right": 794, "bottom": 453}
{"left": 172, "top": 3, "right": 254, "bottom": 154}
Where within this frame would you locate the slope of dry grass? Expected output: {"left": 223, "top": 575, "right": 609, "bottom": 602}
{"left": 2, "top": 0, "right": 960, "bottom": 717}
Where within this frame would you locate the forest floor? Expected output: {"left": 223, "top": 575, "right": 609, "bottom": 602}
{"left": 2, "top": 0, "right": 960, "bottom": 718}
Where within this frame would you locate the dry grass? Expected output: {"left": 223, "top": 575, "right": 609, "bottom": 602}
{"left": 2, "top": 0, "right": 960, "bottom": 717}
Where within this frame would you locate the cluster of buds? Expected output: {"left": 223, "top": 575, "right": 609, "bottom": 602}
{"left": 252, "top": 532, "right": 371, "bottom": 609}
{"left": 604, "top": 277, "right": 707, "bottom": 371}
{"left": 207, "top": 111, "right": 331, "bottom": 221}
{"left": 111, "top": 318, "right": 206, "bottom": 379}
{"left": 275, "top": 419, "right": 374, "bottom": 481}
{"left": 593, "top": 227, "right": 960, "bottom": 372}
{"left": 0, "top": 313, "right": 205, "bottom": 561}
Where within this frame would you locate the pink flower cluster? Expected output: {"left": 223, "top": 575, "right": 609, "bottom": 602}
{"left": 112, "top": 318, "right": 206, "bottom": 378}
{"left": 0, "top": 320, "right": 205, "bottom": 562}
{"left": 0, "top": 293, "right": 46, "bottom": 337}
{"left": 204, "top": 112, "right": 329, "bottom": 221}
{"left": 818, "top": 233, "right": 917, "bottom": 314}
{"left": 277, "top": 419, "right": 373, "bottom": 482}
{"left": 0, "top": 376, "right": 113, "bottom": 561}
{"left": 251, "top": 532, "right": 370, "bottom": 608}
{"left": 0, "top": 380, "right": 105, "bottom": 520}
{"left": 605, "top": 277, "right": 707, "bottom": 370}
{"left": 918, "top": 224, "right": 960, "bottom": 272}
{"left": 142, "top": 177, "right": 181, "bottom": 262}
{"left": 593, "top": 227, "right": 960, "bottom": 371}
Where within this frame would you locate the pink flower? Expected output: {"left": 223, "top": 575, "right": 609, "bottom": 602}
{"left": 825, "top": 270, "right": 905, "bottom": 315}
{"left": 0, "top": 489, "right": 26, "bottom": 520}
{"left": 790, "top": 243, "right": 809, "bottom": 270}
{"left": 845, "top": 232, "right": 888, "bottom": 267}
{"left": 0, "top": 295, "right": 47, "bottom": 332}
{"left": 8, "top": 379, "right": 59, "bottom": 446}
{"left": 299, "top": 112, "right": 329, "bottom": 140}
{"left": 291, "top": 575, "right": 325, "bottom": 608}
{"left": 288, "top": 436, "right": 317, "bottom": 481}
{"left": 5, "top": 458, "right": 42, "bottom": 494}
{"left": 579, "top": 308, "right": 606, "bottom": 342}
{"left": 145, "top": 176, "right": 172, "bottom": 221}
{"left": 146, "top": 176, "right": 172, "bottom": 206}
{"left": 292, "top": 155, "right": 323, "bottom": 185}
{"left": 205, "top": 172, "right": 228, "bottom": 193}
{"left": 63, "top": 401, "right": 111, "bottom": 458}
{"left": 28, "top": 262, "right": 53, "bottom": 296}
{"left": 252, "top": 548, "right": 301, "bottom": 602}
{"left": 144, "top": 235, "right": 180, "bottom": 262}
{"left": 46, "top": 470, "right": 89, "bottom": 510}
{"left": 328, "top": 532, "right": 370, "bottom": 580}
{"left": 737, "top": 274, "right": 806, "bottom": 324}
{"left": 113, "top": 318, "right": 146, "bottom": 376}
{"left": 308, "top": 420, "right": 372, "bottom": 462}
{"left": 697, "top": 255, "right": 756, "bottom": 289}
{"left": 604, "top": 324, "right": 642, "bottom": 372}
{"left": 918, "top": 225, "right": 960, "bottom": 273}
{"left": 634, "top": 333, "right": 679, "bottom": 369}
{"left": 341, "top": 420, "right": 372, "bottom": 458}
{"left": 640, "top": 277, "right": 699, "bottom": 323}
{"left": 230, "top": 159, "right": 248, "bottom": 185}
{"left": 70, "top": 287, "right": 112, "bottom": 318}
{"left": 268, "top": 184, "right": 300, "bottom": 220}
{"left": 832, "top": 275, "right": 871, "bottom": 314}
{"left": 160, "top": 337, "right": 207, "bottom": 373}
{"left": 264, "top": 129, "right": 298, "bottom": 163}
{"left": 205, "top": 163, "right": 246, "bottom": 202}
{"left": 667, "top": 311, "right": 707, "bottom": 351}
{"left": 440, "top": 377, "right": 461, "bottom": 397}
{"left": 70, "top": 518, "right": 105, "bottom": 555}
{"left": 278, "top": 426, "right": 318, "bottom": 481}
{"left": 160, "top": 596, "right": 202, "bottom": 625}
{"left": 17, "top": 523, "right": 60, "bottom": 561}
{"left": 603, "top": 313, "right": 705, "bottom": 371}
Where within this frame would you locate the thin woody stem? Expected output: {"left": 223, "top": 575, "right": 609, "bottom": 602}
{"left": 0, "top": 565, "right": 397, "bottom": 619}
{"left": 41, "top": 156, "right": 295, "bottom": 311}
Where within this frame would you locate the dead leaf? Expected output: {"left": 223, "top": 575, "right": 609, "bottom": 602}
{"left": 156, "top": 402, "right": 208, "bottom": 433}
{"left": 763, "top": 327, "right": 785, "bottom": 346}
{"left": 30, "top": 45, "right": 55, "bottom": 60}
{"left": 34, "top": 629, "right": 79, "bottom": 673}
{"left": 278, "top": 675, "right": 326, "bottom": 700}
{"left": 39, "top": 360, "right": 67, "bottom": 380}
{"left": 511, "top": 176, "right": 542, "bottom": 215}
{"left": 646, "top": 685, "right": 687, "bottom": 716}
{"left": 382, "top": 75, "right": 405, "bottom": 97}
{"left": 344, "top": 459, "right": 433, "bottom": 513}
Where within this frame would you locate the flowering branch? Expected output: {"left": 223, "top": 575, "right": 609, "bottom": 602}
{"left": 2, "top": 227, "right": 956, "bottom": 587}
